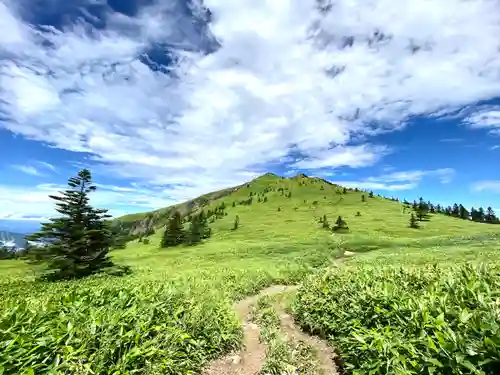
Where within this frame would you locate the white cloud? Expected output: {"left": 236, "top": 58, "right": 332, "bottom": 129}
{"left": 492, "top": 145, "right": 500, "bottom": 150}
{"left": 11, "top": 164, "right": 40, "bottom": 176}
{"left": 333, "top": 167, "right": 455, "bottom": 191}
{"left": 292, "top": 144, "right": 389, "bottom": 170}
{"left": 0, "top": 182, "right": 177, "bottom": 220}
{"left": 367, "top": 168, "right": 455, "bottom": 184}
{"left": 465, "top": 107, "right": 500, "bottom": 135}
{"left": 333, "top": 181, "right": 416, "bottom": 191}
{"left": 36, "top": 161, "right": 57, "bottom": 172}
{"left": 471, "top": 180, "right": 500, "bottom": 193}
{"left": 1, "top": 0, "right": 500, "bottom": 215}
{"left": 10, "top": 161, "right": 57, "bottom": 176}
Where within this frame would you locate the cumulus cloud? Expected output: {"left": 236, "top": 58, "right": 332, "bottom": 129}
{"left": 1, "top": 0, "right": 500, "bottom": 214}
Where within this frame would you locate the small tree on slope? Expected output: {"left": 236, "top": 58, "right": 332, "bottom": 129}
{"left": 332, "top": 216, "right": 348, "bottom": 231}
{"left": 26, "top": 169, "right": 115, "bottom": 280}
{"left": 409, "top": 213, "right": 419, "bottom": 229}
{"left": 161, "top": 211, "right": 185, "bottom": 248}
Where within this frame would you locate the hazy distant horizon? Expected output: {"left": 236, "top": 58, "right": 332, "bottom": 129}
{"left": 0, "top": 220, "right": 41, "bottom": 235}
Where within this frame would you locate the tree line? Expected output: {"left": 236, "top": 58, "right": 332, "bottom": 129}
{"left": 403, "top": 198, "right": 499, "bottom": 224}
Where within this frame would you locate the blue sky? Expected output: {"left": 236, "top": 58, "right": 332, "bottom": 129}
{"left": 1, "top": 0, "right": 500, "bottom": 225}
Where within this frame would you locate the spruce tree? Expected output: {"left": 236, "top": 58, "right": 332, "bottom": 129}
{"left": 322, "top": 215, "right": 330, "bottom": 229}
{"left": 415, "top": 198, "right": 430, "bottom": 221}
{"left": 161, "top": 211, "right": 185, "bottom": 248}
{"left": 409, "top": 213, "right": 419, "bottom": 228}
{"left": 232, "top": 215, "right": 240, "bottom": 230}
{"left": 486, "top": 207, "right": 497, "bottom": 223}
{"left": 459, "top": 205, "right": 469, "bottom": 220}
{"left": 478, "top": 207, "right": 486, "bottom": 222}
{"left": 332, "top": 216, "right": 348, "bottom": 231}
{"left": 361, "top": 194, "right": 366, "bottom": 202}
{"left": 369, "top": 191, "right": 374, "bottom": 198}
{"left": 25, "top": 169, "right": 115, "bottom": 280}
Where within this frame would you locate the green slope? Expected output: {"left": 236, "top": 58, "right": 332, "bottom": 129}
{"left": 120, "top": 172, "right": 499, "bottom": 255}
{"left": 1, "top": 173, "right": 499, "bottom": 375}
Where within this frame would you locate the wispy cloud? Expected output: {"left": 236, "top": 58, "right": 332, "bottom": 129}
{"left": 464, "top": 106, "right": 500, "bottom": 135}
{"left": 471, "top": 180, "right": 500, "bottom": 193}
{"left": 36, "top": 161, "right": 56, "bottom": 172}
{"left": 333, "top": 181, "right": 416, "bottom": 191}
{"left": 0, "top": 182, "right": 177, "bottom": 220}
{"left": 10, "top": 161, "right": 57, "bottom": 176}
{"left": 292, "top": 144, "right": 389, "bottom": 170}
{"left": 333, "top": 168, "right": 456, "bottom": 191}
{"left": 11, "top": 164, "right": 40, "bottom": 176}
{"left": 491, "top": 145, "right": 500, "bottom": 150}
{"left": 1, "top": 0, "right": 500, "bottom": 208}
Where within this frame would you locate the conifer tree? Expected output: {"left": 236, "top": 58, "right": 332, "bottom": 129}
{"left": 459, "top": 204, "right": 469, "bottom": 220}
{"left": 263, "top": 196, "right": 268, "bottom": 202}
{"left": 369, "top": 191, "right": 374, "bottom": 198}
{"left": 486, "top": 207, "right": 497, "bottom": 223}
{"left": 409, "top": 213, "right": 419, "bottom": 229}
{"left": 478, "top": 207, "right": 486, "bottom": 222}
{"left": 161, "top": 211, "right": 185, "bottom": 248}
{"left": 26, "top": 169, "right": 115, "bottom": 280}
{"left": 361, "top": 194, "right": 366, "bottom": 202}
{"left": 322, "top": 214, "right": 330, "bottom": 229}
{"left": 233, "top": 215, "right": 240, "bottom": 230}
{"left": 187, "top": 215, "right": 202, "bottom": 245}
{"left": 332, "top": 216, "right": 348, "bottom": 231}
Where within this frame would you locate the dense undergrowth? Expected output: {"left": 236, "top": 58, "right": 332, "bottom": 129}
{"left": 1, "top": 172, "right": 500, "bottom": 374}
{"left": 0, "top": 241, "right": 327, "bottom": 375}
{"left": 293, "top": 263, "right": 500, "bottom": 375}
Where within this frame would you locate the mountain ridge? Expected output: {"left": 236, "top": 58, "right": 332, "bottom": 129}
{"left": 114, "top": 173, "right": 499, "bottom": 243}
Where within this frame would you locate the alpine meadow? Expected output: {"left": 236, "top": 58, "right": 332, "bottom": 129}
{"left": 2, "top": 0, "right": 500, "bottom": 374}
{"left": 1, "top": 171, "right": 499, "bottom": 375}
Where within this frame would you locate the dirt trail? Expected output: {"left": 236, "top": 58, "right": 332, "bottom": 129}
{"left": 202, "top": 285, "right": 292, "bottom": 375}
{"left": 201, "top": 284, "right": 338, "bottom": 375}
{"left": 278, "top": 309, "right": 338, "bottom": 375}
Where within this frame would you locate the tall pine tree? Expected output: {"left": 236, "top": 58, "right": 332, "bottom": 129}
{"left": 161, "top": 211, "right": 185, "bottom": 248}
{"left": 26, "top": 169, "right": 115, "bottom": 280}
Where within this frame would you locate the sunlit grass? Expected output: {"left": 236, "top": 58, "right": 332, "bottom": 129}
{"left": 1, "top": 174, "right": 499, "bottom": 374}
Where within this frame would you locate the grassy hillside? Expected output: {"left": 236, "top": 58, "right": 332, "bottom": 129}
{"left": 121, "top": 172, "right": 498, "bottom": 246}
{"left": 0, "top": 173, "right": 499, "bottom": 374}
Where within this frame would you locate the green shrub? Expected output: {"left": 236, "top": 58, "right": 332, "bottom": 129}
{"left": 0, "top": 280, "right": 241, "bottom": 374}
{"left": 293, "top": 264, "right": 500, "bottom": 374}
